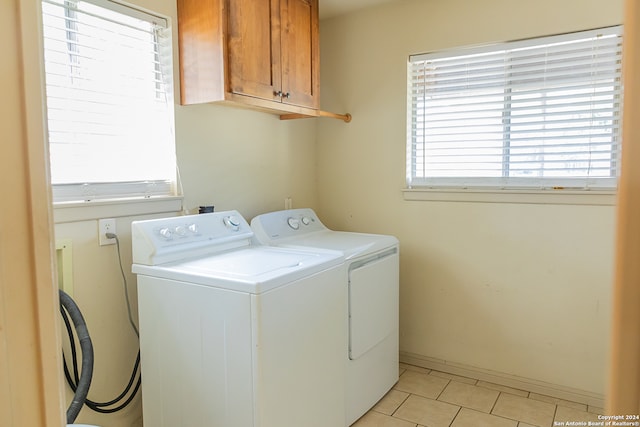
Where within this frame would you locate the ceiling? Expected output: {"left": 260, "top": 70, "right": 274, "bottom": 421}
{"left": 319, "top": 0, "right": 401, "bottom": 20}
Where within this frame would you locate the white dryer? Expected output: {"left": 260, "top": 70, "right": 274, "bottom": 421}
{"left": 132, "top": 210, "right": 346, "bottom": 427}
{"left": 251, "top": 208, "right": 399, "bottom": 425}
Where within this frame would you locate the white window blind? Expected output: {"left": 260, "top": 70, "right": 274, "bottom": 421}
{"left": 41, "top": 0, "right": 177, "bottom": 202}
{"left": 407, "top": 26, "right": 623, "bottom": 190}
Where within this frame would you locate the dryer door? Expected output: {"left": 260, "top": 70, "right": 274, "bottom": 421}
{"left": 348, "top": 248, "right": 399, "bottom": 360}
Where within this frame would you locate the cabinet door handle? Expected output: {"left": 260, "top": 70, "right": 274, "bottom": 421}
{"left": 284, "top": 92, "right": 290, "bottom": 99}
{"left": 274, "top": 91, "right": 283, "bottom": 98}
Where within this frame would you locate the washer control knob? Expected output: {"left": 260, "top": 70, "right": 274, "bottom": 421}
{"left": 188, "top": 223, "right": 198, "bottom": 233}
{"left": 223, "top": 215, "right": 241, "bottom": 231}
{"left": 287, "top": 217, "right": 300, "bottom": 230}
{"left": 301, "top": 216, "right": 311, "bottom": 226}
{"left": 159, "top": 227, "right": 172, "bottom": 239}
{"left": 174, "top": 225, "right": 187, "bottom": 236}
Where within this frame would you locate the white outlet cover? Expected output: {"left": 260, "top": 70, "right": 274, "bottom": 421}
{"left": 98, "top": 218, "right": 116, "bottom": 246}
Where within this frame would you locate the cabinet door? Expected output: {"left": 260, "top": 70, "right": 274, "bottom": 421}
{"left": 227, "top": 0, "right": 281, "bottom": 101}
{"left": 280, "top": 0, "right": 319, "bottom": 109}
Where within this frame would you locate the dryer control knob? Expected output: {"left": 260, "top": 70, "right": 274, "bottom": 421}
{"left": 287, "top": 217, "right": 300, "bottom": 230}
{"left": 159, "top": 227, "right": 172, "bottom": 239}
{"left": 188, "top": 223, "right": 198, "bottom": 233}
{"left": 301, "top": 216, "right": 311, "bottom": 225}
{"left": 174, "top": 225, "right": 187, "bottom": 236}
{"left": 223, "top": 215, "right": 241, "bottom": 231}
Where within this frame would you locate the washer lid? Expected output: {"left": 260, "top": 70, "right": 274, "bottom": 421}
{"left": 132, "top": 246, "right": 343, "bottom": 293}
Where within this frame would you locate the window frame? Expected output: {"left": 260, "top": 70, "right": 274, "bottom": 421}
{"left": 41, "top": 0, "right": 179, "bottom": 205}
{"left": 406, "top": 26, "right": 623, "bottom": 199}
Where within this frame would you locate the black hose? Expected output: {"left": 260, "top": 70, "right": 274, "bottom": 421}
{"left": 60, "top": 231, "right": 142, "bottom": 415}
{"left": 62, "top": 349, "right": 141, "bottom": 413}
{"left": 59, "top": 289, "right": 94, "bottom": 424}
{"left": 60, "top": 234, "right": 141, "bottom": 417}
{"left": 60, "top": 303, "right": 80, "bottom": 383}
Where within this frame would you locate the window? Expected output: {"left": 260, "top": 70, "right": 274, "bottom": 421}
{"left": 41, "top": 0, "right": 177, "bottom": 202}
{"left": 407, "top": 26, "right": 623, "bottom": 191}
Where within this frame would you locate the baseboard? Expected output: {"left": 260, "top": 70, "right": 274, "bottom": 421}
{"left": 399, "top": 351, "right": 605, "bottom": 409}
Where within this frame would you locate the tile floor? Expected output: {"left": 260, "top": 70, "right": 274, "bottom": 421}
{"left": 351, "top": 363, "right": 604, "bottom": 427}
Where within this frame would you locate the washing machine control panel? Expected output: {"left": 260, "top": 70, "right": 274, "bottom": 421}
{"left": 132, "top": 210, "right": 253, "bottom": 265}
{"left": 252, "top": 208, "right": 327, "bottom": 241}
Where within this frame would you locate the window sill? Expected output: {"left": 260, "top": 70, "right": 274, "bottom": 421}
{"left": 53, "top": 196, "right": 184, "bottom": 223}
{"left": 402, "top": 188, "right": 616, "bottom": 206}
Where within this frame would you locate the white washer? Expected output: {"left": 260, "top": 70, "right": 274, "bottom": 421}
{"left": 251, "top": 208, "right": 399, "bottom": 425}
{"left": 132, "top": 210, "right": 347, "bottom": 427}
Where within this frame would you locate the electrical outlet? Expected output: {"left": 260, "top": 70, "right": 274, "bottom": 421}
{"left": 98, "top": 218, "right": 116, "bottom": 246}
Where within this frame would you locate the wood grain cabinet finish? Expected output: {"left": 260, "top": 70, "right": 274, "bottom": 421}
{"left": 177, "top": 0, "right": 319, "bottom": 114}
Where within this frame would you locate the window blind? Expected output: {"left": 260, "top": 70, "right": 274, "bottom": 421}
{"left": 41, "top": 0, "right": 177, "bottom": 202}
{"left": 407, "top": 26, "right": 623, "bottom": 190}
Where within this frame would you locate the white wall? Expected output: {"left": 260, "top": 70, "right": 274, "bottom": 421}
{"left": 49, "top": 1, "right": 319, "bottom": 426}
{"left": 318, "top": 0, "right": 621, "bottom": 401}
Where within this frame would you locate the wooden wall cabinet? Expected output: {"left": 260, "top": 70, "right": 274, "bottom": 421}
{"left": 177, "top": 0, "right": 320, "bottom": 115}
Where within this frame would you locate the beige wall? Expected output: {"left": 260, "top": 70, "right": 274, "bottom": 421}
{"left": 175, "top": 104, "right": 318, "bottom": 216}
{"left": 318, "top": 0, "right": 622, "bottom": 400}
